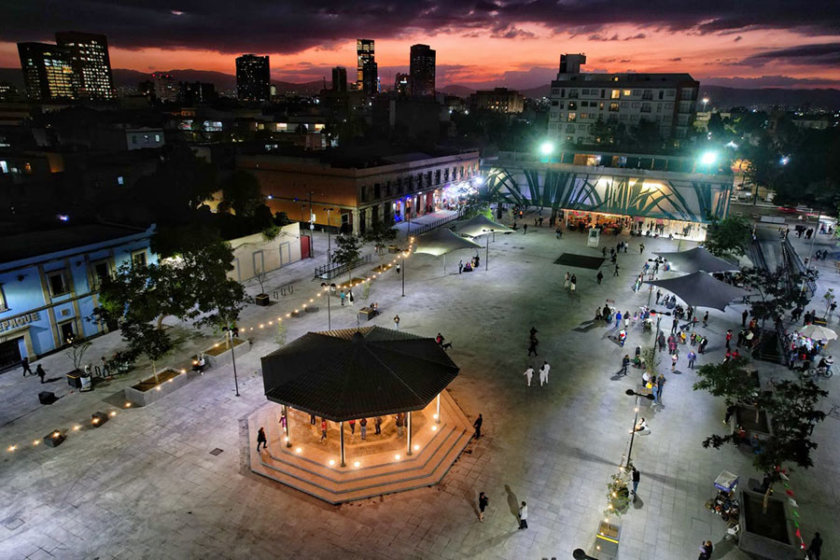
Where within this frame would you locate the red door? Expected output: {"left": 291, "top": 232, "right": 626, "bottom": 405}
{"left": 300, "top": 235, "right": 310, "bottom": 259}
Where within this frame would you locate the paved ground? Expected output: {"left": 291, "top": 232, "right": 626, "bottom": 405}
{"left": 1, "top": 207, "right": 838, "bottom": 560}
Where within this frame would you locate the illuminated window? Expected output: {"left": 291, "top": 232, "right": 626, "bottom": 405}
{"left": 611, "top": 90, "right": 620, "bottom": 99}
{"left": 609, "top": 103, "right": 619, "bottom": 112}
{"left": 623, "top": 90, "right": 631, "bottom": 97}
{"left": 132, "top": 251, "right": 147, "bottom": 267}
{"left": 567, "top": 113, "right": 576, "bottom": 122}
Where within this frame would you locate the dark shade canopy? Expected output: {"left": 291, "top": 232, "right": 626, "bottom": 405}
{"left": 414, "top": 227, "right": 481, "bottom": 257}
{"left": 458, "top": 214, "right": 514, "bottom": 238}
{"left": 261, "top": 327, "right": 459, "bottom": 421}
{"left": 654, "top": 247, "right": 739, "bottom": 273}
{"left": 646, "top": 271, "right": 750, "bottom": 311}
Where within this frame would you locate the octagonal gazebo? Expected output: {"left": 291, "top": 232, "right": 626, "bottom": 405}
{"left": 253, "top": 326, "right": 472, "bottom": 503}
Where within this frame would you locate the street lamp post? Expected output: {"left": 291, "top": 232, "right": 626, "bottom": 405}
{"left": 308, "top": 191, "right": 315, "bottom": 258}
{"left": 624, "top": 389, "right": 655, "bottom": 468}
{"left": 401, "top": 251, "right": 406, "bottom": 297}
{"left": 326, "top": 208, "right": 334, "bottom": 262}
{"left": 224, "top": 326, "right": 240, "bottom": 397}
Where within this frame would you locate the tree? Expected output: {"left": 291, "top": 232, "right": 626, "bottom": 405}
{"left": 693, "top": 356, "right": 760, "bottom": 410}
{"left": 221, "top": 170, "right": 263, "bottom": 217}
{"left": 332, "top": 233, "right": 362, "bottom": 281}
{"left": 65, "top": 336, "right": 92, "bottom": 372}
{"left": 739, "top": 266, "right": 809, "bottom": 326}
{"left": 704, "top": 216, "right": 751, "bottom": 257}
{"left": 363, "top": 219, "right": 397, "bottom": 255}
{"left": 121, "top": 321, "right": 173, "bottom": 383}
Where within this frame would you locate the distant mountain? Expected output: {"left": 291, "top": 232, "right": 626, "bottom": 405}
{"left": 521, "top": 84, "right": 551, "bottom": 98}
{"left": 113, "top": 68, "right": 239, "bottom": 91}
{"left": 439, "top": 85, "right": 475, "bottom": 97}
{"left": 699, "top": 86, "right": 840, "bottom": 111}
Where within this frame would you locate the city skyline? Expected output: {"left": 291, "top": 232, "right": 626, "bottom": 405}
{"left": 1, "top": 1, "right": 839, "bottom": 90}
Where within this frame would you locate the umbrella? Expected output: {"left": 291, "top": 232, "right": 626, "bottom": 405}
{"left": 654, "top": 247, "right": 739, "bottom": 273}
{"left": 458, "top": 214, "right": 514, "bottom": 238}
{"left": 799, "top": 324, "right": 837, "bottom": 341}
{"left": 414, "top": 228, "right": 481, "bottom": 272}
{"left": 646, "top": 271, "right": 750, "bottom": 311}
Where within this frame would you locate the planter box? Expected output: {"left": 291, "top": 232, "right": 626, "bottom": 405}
{"left": 203, "top": 338, "right": 251, "bottom": 368}
{"left": 738, "top": 489, "right": 797, "bottom": 559}
{"left": 595, "top": 520, "right": 621, "bottom": 559}
{"left": 255, "top": 293, "right": 270, "bottom": 306}
{"left": 733, "top": 404, "right": 773, "bottom": 440}
{"left": 43, "top": 430, "right": 65, "bottom": 447}
{"left": 124, "top": 368, "right": 189, "bottom": 407}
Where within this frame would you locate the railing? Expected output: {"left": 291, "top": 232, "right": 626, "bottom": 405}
{"left": 313, "top": 254, "right": 372, "bottom": 280}
{"left": 409, "top": 213, "right": 461, "bottom": 236}
{"left": 781, "top": 239, "right": 815, "bottom": 298}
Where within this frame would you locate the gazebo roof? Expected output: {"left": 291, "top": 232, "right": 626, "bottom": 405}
{"left": 654, "top": 246, "right": 739, "bottom": 273}
{"left": 414, "top": 228, "right": 481, "bottom": 257}
{"left": 261, "top": 327, "right": 459, "bottom": 421}
{"left": 646, "top": 271, "right": 750, "bottom": 311}
{"left": 458, "top": 214, "right": 514, "bottom": 238}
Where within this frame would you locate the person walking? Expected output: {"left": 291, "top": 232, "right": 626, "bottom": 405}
{"left": 478, "top": 492, "right": 489, "bottom": 521}
{"left": 459, "top": 260, "right": 464, "bottom": 274}
{"left": 742, "top": 309, "right": 749, "bottom": 327}
{"left": 523, "top": 366, "right": 534, "bottom": 387}
{"left": 596, "top": 270, "right": 603, "bottom": 284}
{"left": 671, "top": 352, "right": 678, "bottom": 372}
{"left": 570, "top": 274, "right": 577, "bottom": 293}
{"left": 615, "top": 310, "right": 622, "bottom": 329}
{"left": 632, "top": 466, "right": 641, "bottom": 497}
{"left": 809, "top": 532, "right": 822, "bottom": 560}
{"left": 620, "top": 354, "right": 630, "bottom": 376}
{"left": 703, "top": 311, "right": 709, "bottom": 328}
{"left": 539, "top": 361, "right": 551, "bottom": 386}
{"left": 21, "top": 356, "right": 32, "bottom": 377}
{"left": 523, "top": 224, "right": 528, "bottom": 235}
{"left": 375, "top": 416, "right": 382, "bottom": 435}
{"left": 725, "top": 329, "right": 733, "bottom": 350}
{"left": 360, "top": 418, "right": 367, "bottom": 440}
{"left": 256, "top": 427, "right": 268, "bottom": 452}
{"left": 564, "top": 272, "right": 571, "bottom": 290}
{"left": 655, "top": 289, "right": 662, "bottom": 304}
{"left": 651, "top": 380, "right": 660, "bottom": 405}
{"left": 340, "top": 290, "right": 346, "bottom": 306}
{"left": 613, "top": 263, "right": 620, "bottom": 276}
{"left": 36, "top": 364, "right": 46, "bottom": 384}
{"left": 393, "top": 314, "right": 400, "bottom": 329}
{"left": 687, "top": 350, "right": 697, "bottom": 369}
{"left": 527, "top": 338, "right": 538, "bottom": 357}
{"left": 349, "top": 419, "right": 356, "bottom": 435}
{"left": 320, "top": 419, "right": 328, "bottom": 443}
{"left": 639, "top": 243, "right": 645, "bottom": 254}
{"left": 671, "top": 317, "right": 678, "bottom": 335}
{"left": 518, "top": 502, "right": 528, "bottom": 529}
{"left": 698, "top": 540, "right": 713, "bottom": 560}
{"left": 473, "top": 414, "right": 483, "bottom": 438}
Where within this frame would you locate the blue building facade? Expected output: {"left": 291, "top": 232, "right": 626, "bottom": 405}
{"left": 0, "top": 223, "right": 155, "bottom": 370}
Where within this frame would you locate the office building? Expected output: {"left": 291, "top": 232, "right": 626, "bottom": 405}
{"left": 178, "top": 81, "right": 217, "bottom": 105}
{"left": 394, "top": 73, "right": 409, "bottom": 96}
{"left": 548, "top": 53, "right": 699, "bottom": 145}
{"left": 356, "top": 39, "right": 378, "bottom": 97}
{"left": 331, "top": 67, "right": 347, "bottom": 93}
{"left": 55, "top": 32, "right": 115, "bottom": 100}
{"left": 409, "top": 44, "right": 436, "bottom": 97}
{"left": 17, "top": 42, "right": 76, "bottom": 101}
{"left": 469, "top": 88, "right": 525, "bottom": 114}
{"left": 151, "top": 72, "right": 177, "bottom": 102}
{"left": 236, "top": 54, "right": 271, "bottom": 102}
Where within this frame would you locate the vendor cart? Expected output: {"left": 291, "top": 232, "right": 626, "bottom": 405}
{"left": 707, "top": 471, "right": 740, "bottom": 525}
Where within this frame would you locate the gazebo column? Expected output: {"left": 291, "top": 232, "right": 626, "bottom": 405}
{"left": 283, "top": 405, "right": 291, "bottom": 447}
{"left": 406, "top": 411, "right": 413, "bottom": 456}
{"left": 339, "top": 421, "right": 346, "bottom": 467}
{"left": 436, "top": 394, "right": 441, "bottom": 424}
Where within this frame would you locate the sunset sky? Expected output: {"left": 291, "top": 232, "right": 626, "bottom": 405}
{"left": 2, "top": 1, "right": 840, "bottom": 89}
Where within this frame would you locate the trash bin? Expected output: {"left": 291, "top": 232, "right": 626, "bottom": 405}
{"left": 66, "top": 371, "right": 82, "bottom": 389}
{"left": 595, "top": 520, "right": 620, "bottom": 559}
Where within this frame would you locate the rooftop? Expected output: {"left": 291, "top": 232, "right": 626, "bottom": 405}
{"left": 0, "top": 222, "right": 150, "bottom": 265}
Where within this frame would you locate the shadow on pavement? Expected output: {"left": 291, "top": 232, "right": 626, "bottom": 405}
{"left": 711, "top": 536, "right": 736, "bottom": 559}
{"left": 504, "top": 484, "right": 519, "bottom": 518}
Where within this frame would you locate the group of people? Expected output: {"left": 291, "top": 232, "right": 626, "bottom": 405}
{"left": 563, "top": 272, "right": 578, "bottom": 292}
{"left": 522, "top": 360, "right": 551, "bottom": 387}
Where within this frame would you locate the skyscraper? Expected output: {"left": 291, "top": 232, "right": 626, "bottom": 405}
{"left": 394, "top": 73, "right": 409, "bottom": 96}
{"left": 356, "top": 39, "right": 377, "bottom": 97}
{"left": 331, "top": 67, "right": 347, "bottom": 93}
{"left": 409, "top": 44, "right": 436, "bottom": 97}
{"left": 236, "top": 54, "right": 271, "bottom": 102}
{"left": 17, "top": 42, "right": 75, "bottom": 101}
{"left": 55, "top": 31, "right": 115, "bottom": 100}
{"left": 151, "top": 72, "right": 177, "bottom": 102}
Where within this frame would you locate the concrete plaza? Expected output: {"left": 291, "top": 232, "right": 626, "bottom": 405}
{"left": 1, "top": 207, "right": 838, "bottom": 559}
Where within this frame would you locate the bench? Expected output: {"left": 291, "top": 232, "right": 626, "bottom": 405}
{"left": 357, "top": 307, "right": 380, "bottom": 322}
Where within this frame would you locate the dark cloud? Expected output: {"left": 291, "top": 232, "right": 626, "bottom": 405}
{"left": 623, "top": 33, "right": 646, "bottom": 40}
{"left": 700, "top": 75, "right": 839, "bottom": 87}
{"left": 588, "top": 33, "right": 620, "bottom": 41}
{"left": 742, "top": 42, "right": 840, "bottom": 66}
{"left": 1, "top": 1, "right": 838, "bottom": 55}
{"left": 669, "top": 57, "right": 682, "bottom": 61}
{"left": 734, "top": 36, "right": 743, "bottom": 42}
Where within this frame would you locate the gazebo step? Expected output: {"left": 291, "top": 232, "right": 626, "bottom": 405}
{"left": 252, "top": 428, "right": 472, "bottom": 504}
{"left": 249, "top": 392, "right": 475, "bottom": 504}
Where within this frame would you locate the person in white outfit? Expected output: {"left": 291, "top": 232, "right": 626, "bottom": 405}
{"left": 523, "top": 366, "right": 534, "bottom": 387}
{"left": 539, "top": 361, "right": 551, "bottom": 386}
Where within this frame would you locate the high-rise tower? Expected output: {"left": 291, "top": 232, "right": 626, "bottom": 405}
{"left": 55, "top": 31, "right": 115, "bottom": 99}
{"left": 356, "top": 39, "right": 377, "bottom": 97}
{"left": 409, "top": 44, "right": 436, "bottom": 97}
{"left": 236, "top": 54, "right": 271, "bottom": 102}
{"left": 17, "top": 42, "right": 76, "bottom": 101}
